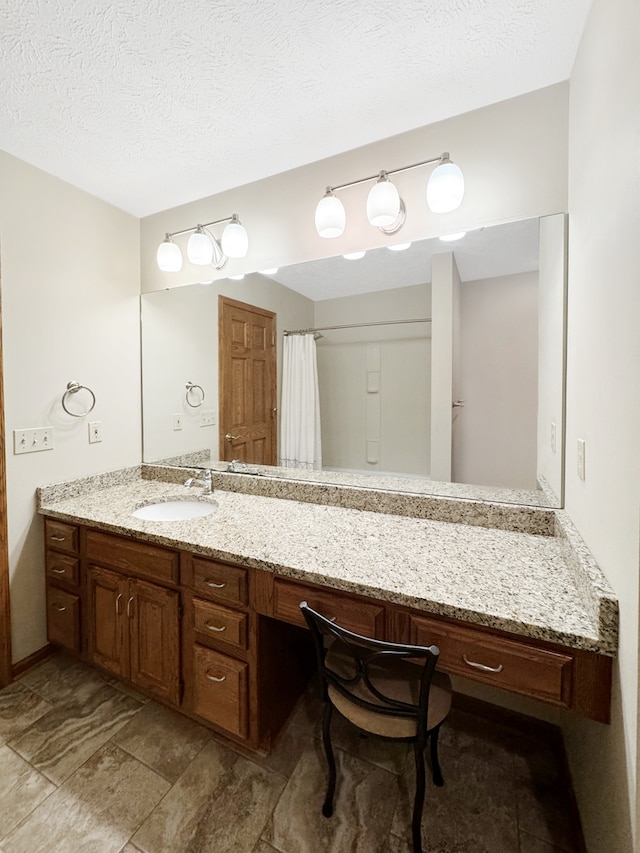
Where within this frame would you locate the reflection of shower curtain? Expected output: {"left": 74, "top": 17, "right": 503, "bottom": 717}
{"left": 280, "top": 334, "right": 322, "bottom": 469}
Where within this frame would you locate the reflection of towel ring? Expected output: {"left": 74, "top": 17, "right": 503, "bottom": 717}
{"left": 185, "top": 382, "right": 205, "bottom": 408}
{"left": 62, "top": 381, "right": 96, "bottom": 417}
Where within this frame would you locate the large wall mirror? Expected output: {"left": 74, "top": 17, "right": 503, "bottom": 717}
{"left": 141, "top": 213, "right": 567, "bottom": 507}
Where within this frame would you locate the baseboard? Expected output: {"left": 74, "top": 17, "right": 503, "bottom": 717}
{"left": 11, "top": 643, "right": 54, "bottom": 679}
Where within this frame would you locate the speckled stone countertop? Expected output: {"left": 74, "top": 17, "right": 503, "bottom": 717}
{"left": 37, "top": 468, "right": 618, "bottom": 657}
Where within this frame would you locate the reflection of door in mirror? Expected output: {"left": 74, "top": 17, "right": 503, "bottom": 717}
{"left": 218, "top": 296, "right": 277, "bottom": 465}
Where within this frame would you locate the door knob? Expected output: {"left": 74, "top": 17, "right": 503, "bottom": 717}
{"left": 225, "top": 434, "right": 240, "bottom": 441}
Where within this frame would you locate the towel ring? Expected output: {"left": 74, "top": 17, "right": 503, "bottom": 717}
{"left": 61, "top": 381, "right": 96, "bottom": 417}
{"left": 185, "top": 382, "right": 205, "bottom": 408}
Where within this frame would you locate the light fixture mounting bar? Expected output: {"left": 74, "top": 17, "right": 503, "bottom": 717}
{"left": 328, "top": 154, "right": 446, "bottom": 194}
{"left": 166, "top": 215, "right": 236, "bottom": 239}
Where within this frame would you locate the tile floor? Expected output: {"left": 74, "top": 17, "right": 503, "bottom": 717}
{"left": 0, "top": 653, "right": 583, "bottom": 852}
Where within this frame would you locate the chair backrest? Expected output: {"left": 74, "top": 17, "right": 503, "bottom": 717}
{"left": 300, "top": 601, "right": 440, "bottom": 733}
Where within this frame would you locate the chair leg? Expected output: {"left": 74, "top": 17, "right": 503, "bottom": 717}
{"left": 429, "top": 725, "right": 444, "bottom": 787}
{"left": 411, "top": 741, "right": 425, "bottom": 853}
{"left": 322, "top": 703, "right": 337, "bottom": 818}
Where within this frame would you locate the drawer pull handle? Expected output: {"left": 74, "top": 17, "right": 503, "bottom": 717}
{"left": 205, "top": 621, "right": 226, "bottom": 633}
{"left": 204, "top": 580, "right": 226, "bottom": 589}
{"left": 50, "top": 535, "right": 66, "bottom": 542}
{"left": 205, "top": 672, "right": 226, "bottom": 683}
{"left": 127, "top": 596, "right": 134, "bottom": 617}
{"left": 462, "top": 654, "right": 504, "bottom": 674}
{"left": 115, "top": 593, "right": 123, "bottom": 615}
{"left": 51, "top": 567, "right": 67, "bottom": 574}
{"left": 53, "top": 603, "right": 67, "bottom": 612}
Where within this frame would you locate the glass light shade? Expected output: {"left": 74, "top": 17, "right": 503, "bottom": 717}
{"left": 439, "top": 231, "right": 467, "bottom": 242}
{"left": 221, "top": 220, "right": 249, "bottom": 258}
{"left": 343, "top": 251, "right": 365, "bottom": 260}
{"left": 426, "top": 161, "right": 465, "bottom": 213}
{"left": 187, "top": 229, "right": 214, "bottom": 265}
{"left": 229, "top": 273, "right": 245, "bottom": 280}
{"left": 387, "top": 242, "right": 412, "bottom": 252}
{"left": 260, "top": 267, "right": 279, "bottom": 275}
{"left": 156, "top": 240, "right": 182, "bottom": 272}
{"left": 315, "top": 192, "right": 345, "bottom": 238}
{"left": 366, "top": 178, "right": 400, "bottom": 227}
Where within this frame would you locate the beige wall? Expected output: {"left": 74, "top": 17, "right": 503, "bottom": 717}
{"left": 140, "top": 83, "right": 569, "bottom": 293}
{"left": 0, "top": 152, "right": 141, "bottom": 662}
{"left": 562, "top": 0, "right": 640, "bottom": 849}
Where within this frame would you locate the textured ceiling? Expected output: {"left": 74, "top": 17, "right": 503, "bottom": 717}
{"left": 271, "top": 217, "right": 540, "bottom": 301}
{"left": 0, "top": 0, "right": 591, "bottom": 217}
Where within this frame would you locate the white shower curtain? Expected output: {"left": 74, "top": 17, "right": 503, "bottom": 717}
{"left": 279, "top": 333, "right": 322, "bottom": 469}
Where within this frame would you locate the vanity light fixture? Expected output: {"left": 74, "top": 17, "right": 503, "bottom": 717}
{"left": 229, "top": 273, "right": 245, "bottom": 280}
{"left": 260, "top": 267, "right": 279, "bottom": 275}
{"left": 315, "top": 152, "right": 464, "bottom": 239}
{"left": 387, "top": 242, "right": 412, "bottom": 251}
{"left": 343, "top": 251, "right": 366, "bottom": 260}
{"left": 156, "top": 214, "right": 249, "bottom": 272}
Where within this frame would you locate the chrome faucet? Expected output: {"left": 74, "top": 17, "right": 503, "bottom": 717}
{"left": 227, "top": 459, "right": 249, "bottom": 473}
{"left": 184, "top": 469, "right": 213, "bottom": 495}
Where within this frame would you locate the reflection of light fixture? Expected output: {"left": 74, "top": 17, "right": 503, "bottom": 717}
{"left": 439, "top": 231, "right": 467, "bottom": 242}
{"left": 260, "top": 267, "right": 279, "bottom": 275}
{"left": 387, "top": 242, "right": 412, "bottom": 252}
{"left": 229, "top": 274, "right": 245, "bottom": 280}
{"left": 343, "top": 251, "right": 366, "bottom": 260}
{"left": 156, "top": 214, "right": 249, "bottom": 272}
{"left": 315, "top": 152, "right": 463, "bottom": 238}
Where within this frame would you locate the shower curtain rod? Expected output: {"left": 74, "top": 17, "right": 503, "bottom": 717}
{"left": 283, "top": 318, "right": 431, "bottom": 336}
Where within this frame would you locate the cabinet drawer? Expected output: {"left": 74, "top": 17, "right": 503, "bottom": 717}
{"left": 47, "top": 587, "right": 80, "bottom": 653}
{"left": 86, "top": 529, "right": 179, "bottom": 585}
{"left": 46, "top": 551, "right": 79, "bottom": 586}
{"left": 44, "top": 519, "right": 79, "bottom": 555}
{"left": 191, "top": 558, "right": 248, "bottom": 607}
{"left": 193, "top": 599, "right": 248, "bottom": 652}
{"left": 193, "top": 645, "right": 248, "bottom": 738}
{"left": 409, "top": 614, "right": 573, "bottom": 707}
{"left": 274, "top": 579, "right": 385, "bottom": 638}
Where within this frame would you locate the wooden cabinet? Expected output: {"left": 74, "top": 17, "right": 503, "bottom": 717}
{"left": 182, "top": 553, "right": 252, "bottom": 743}
{"left": 45, "top": 519, "right": 82, "bottom": 654}
{"left": 87, "top": 564, "right": 180, "bottom": 704}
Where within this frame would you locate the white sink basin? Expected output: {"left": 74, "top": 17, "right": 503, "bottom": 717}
{"left": 132, "top": 500, "right": 218, "bottom": 521}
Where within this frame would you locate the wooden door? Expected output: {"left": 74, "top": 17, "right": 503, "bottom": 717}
{"left": 87, "top": 566, "right": 128, "bottom": 679}
{"left": 129, "top": 578, "right": 181, "bottom": 705}
{"left": 219, "top": 296, "right": 277, "bottom": 464}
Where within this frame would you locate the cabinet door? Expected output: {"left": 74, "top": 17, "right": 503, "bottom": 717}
{"left": 129, "top": 578, "right": 181, "bottom": 705}
{"left": 87, "top": 566, "right": 128, "bottom": 679}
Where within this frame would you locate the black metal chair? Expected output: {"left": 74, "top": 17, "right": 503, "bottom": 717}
{"left": 300, "top": 601, "right": 452, "bottom": 853}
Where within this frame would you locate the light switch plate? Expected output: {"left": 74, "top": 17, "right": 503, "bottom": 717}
{"left": 89, "top": 421, "right": 103, "bottom": 443}
{"left": 173, "top": 413, "right": 183, "bottom": 431}
{"left": 201, "top": 410, "right": 216, "bottom": 427}
{"left": 577, "top": 438, "right": 586, "bottom": 480}
{"left": 13, "top": 427, "right": 55, "bottom": 454}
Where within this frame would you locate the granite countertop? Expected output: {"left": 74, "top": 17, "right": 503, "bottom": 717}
{"left": 37, "top": 468, "right": 618, "bottom": 657}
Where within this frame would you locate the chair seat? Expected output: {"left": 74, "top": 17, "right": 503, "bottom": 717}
{"left": 326, "top": 642, "right": 452, "bottom": 739}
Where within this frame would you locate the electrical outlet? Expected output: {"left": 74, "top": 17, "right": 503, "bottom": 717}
{"left": 13, "top": 427, "right": 55, "bottom": 455}
{"left": 88, "top": 421, "right": 103, "bottom": 443}
{"left": 550, "top": 422, "right": 556, "bottom": 453}
{"left": 577, "top": 438, "right": 586, "bottom": 480}
{"left": 173, "top": 413, "right": 183, "bottom": 431}
{"left": 200, "top": 410, "right": 216, "bottom": 427}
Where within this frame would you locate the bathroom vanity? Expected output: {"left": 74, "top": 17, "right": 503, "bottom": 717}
{"left": 39, "top": 466, "right": 617, "bottom": 752}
